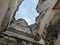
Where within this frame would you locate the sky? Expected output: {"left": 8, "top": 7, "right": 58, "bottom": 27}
{"left": 15, "top": 0, "right": 39, "bottom": 25}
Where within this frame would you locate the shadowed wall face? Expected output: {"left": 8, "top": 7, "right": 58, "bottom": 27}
{"left": 0, "top": 0, "right": 10, "bottom": 26}
{"left": 53, "top": 0, "right": 60, "bottom": 10}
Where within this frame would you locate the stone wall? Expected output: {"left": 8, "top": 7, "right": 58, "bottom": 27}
{"left": 35, "top": 0, "right": 60, "bottom": 45}
{"left": 0, "top": 0, "right": 10, "bottom": 27}
{"left": 0, "top": 0, "right": 23, "bottom": 32}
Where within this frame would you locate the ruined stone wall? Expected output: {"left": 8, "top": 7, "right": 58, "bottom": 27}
{"left": 0, "top": 0, "right": 23, "bottom": 32}
{"left": 0, "top": 0, "right": 10, "bottom": 27}
{"left": 35, "top": 0, "right": 60, "bottom": 45}
{"left": 36, "top": 0, "right": 58, "bottom": 36}
{"left": 0, "top": 36, "right": 35, "bottom": 45}
{"left": 9, "top": 19, "right": 32, "bottom": 34}
{"left": 0, "top": 0, "right": 60, "bottom": 45}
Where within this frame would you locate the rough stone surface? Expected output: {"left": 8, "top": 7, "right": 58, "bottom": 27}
{"left": 0, "top": 0, "right": 60, "bottom": 45}
{"left": 0, "top": 0, "right": 23, "bottom": 32}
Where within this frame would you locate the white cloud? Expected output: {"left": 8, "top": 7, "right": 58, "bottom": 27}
{"left": 23, "top": 18, "right": 33, "bottom": 25}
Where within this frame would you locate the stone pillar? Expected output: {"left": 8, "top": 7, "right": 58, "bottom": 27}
{"left": 0, "top": 0, "right": 23, "bottom": 32}
{"left": 35, "top": 0, "right": 58, "bottom": 41}
{"left": 0, "top": 0, "right": 10, "bottom": 27}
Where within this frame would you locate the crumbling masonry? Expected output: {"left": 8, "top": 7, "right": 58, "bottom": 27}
{"left": 0, "top": 0, "right": 60, "bottom": 45}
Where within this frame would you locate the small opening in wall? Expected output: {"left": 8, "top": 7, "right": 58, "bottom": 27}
{"left": 15, "top": 0, "right": 39, "bottom": 25}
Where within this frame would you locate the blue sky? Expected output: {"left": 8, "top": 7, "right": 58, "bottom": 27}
{"left": 15, "top": 0, "right": 39, "bottom": 25}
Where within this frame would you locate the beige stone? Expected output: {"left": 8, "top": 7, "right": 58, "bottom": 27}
{"left": 0, "top": 0, "right": 23, "bottom": 32}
